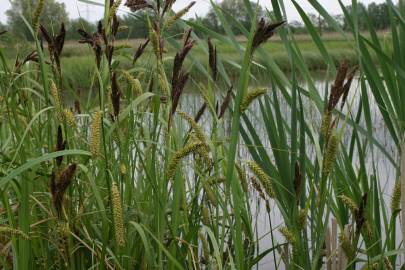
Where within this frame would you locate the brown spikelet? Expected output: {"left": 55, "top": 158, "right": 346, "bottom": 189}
{"left": 74, "top": 100, "right": 81, "bottom": 114}
{"left": 133, "top": 38, "right": 150, "bottom": 64}
{"left": 355, "top": 193, "right": 368, "bottom": 234}
{"left": 208, "top": 37, "right": 217, "bottom": 81}
{"left": 125, "top": 0, "right": 153, "bottom": 12}
{"left": 51, "top": 164, "right": 77, "bottom": 217}
{"left": 194, "top": 103, "right": 207, "bottom": 124}
{"left": 162, "top": 0, "right": 176, "bottom": 15}
{"left": 40, "top": 23, "right": 65, "bottom": 75}
{"left": 328, "top": 61, "right": 349, "bottom": 111}
{"left": 55, "top": 125, "right": 66, "bottom": 166}
{"left": 14, "top": 51, "right": 39, "bottom": 73}
{"left": 218, "top": 85, "right": 233, "bottom": 119}
{"left": 171, "top": 29, "right": 194, "bottom": 118}
{"left": 252, "top": 19, "right": 285, "bottom": 52}
{"left": 111, "top": 73, "right": 121, "bottom": 120}
{"left": 78, "top": 23, "right": 103, "bottom": 68}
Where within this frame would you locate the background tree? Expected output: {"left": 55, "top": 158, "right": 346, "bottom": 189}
{"left": 367, "top": 2, "right": 389, "bottom": 30}
{"left": 119, "top": 13, "right": 149, "bottom": 39}
{"left": 65, "top": 18, "right": 95, "bottom": 40}
{"left": 202, "top": 0, "right": 266, "bottom": 35}
{"left": 6, "top": 0, "right": 69, "bottom": 40}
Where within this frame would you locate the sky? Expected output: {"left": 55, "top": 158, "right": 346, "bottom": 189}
{"left": 0, "top": 0, "right": 387, "bottom": 24}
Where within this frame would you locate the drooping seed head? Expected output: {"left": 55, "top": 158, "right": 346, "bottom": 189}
{"left": 338, "top": 195, "right": 359, "bottom": 214}
{"left": 236, "top": 162, "right": 248, "bottom": 192}
{"left": 240, "top": 88, "right": 267, "bottom": 113}
{"left": 247, "top": 161, "right": 275, "bottom": 198}
{"left": 166, "top": 141, "right": 203, "bottom": 180}
{"left": 164, "top": 1, "right": 195, "bottom": 29}
{"left": 0, "top": 226, "right": 29, "bottom": 240}
{"left": 279, "top": 226, "right": 296, "bottom": 245}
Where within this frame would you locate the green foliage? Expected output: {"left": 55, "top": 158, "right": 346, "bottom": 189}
{"left": 0, "top": 0, "right": 404, "bottom": 269}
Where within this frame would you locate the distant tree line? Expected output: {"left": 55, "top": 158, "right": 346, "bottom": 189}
{"left": 289, "top": 2, "right": 390, "bottom": 34}
{"left": 0, "top": 0, "right": 393, "bottom": 42}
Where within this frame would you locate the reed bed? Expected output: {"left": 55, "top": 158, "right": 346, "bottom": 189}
{"left": 0, "top": 0, "right": 404, "bottom": 269}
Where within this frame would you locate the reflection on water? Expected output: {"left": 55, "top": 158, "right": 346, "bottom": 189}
{"left": 179, "top": 78, "right": 399, "bottom": 269}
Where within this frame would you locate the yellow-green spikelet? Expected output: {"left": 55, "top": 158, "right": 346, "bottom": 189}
{"left": 338, "top": 195, "right": 359, "bottom": 213}
{"left": 167, "top": 141, "right": 203, "bottom": 180}
{"left": 32, "top": 0, "right": 44, "bottom": 31}
{"left": 202, "top": 206, "right": 210, "bottom": 226}
{"left": 120, "top": 164, "right": 127, "bottom": 175}
{"left": 0, "top": 226, "right": 29, "bottom": 239}
{"left": 320, "top": 111, "right": 332, "bottom": 138}
{"left": 178, "top": 110, "right": 211, "bottom": 166}
{"left": 279, "top": 226, "right": 295, "bottom": 245}
{"left": 158, "top": 66, "right": 170, "bottom": 96}
{"left": 164, "top": 2, "right": 195, "bottom": 29}
{"left": 122, "top": 70, "right": 143, "bottom": 97}
{"left": 236, "top": 162, "right": 249, "bottom": 192}
{"left": 390, "top": 181, "right": 401, "bottom": 212}
{"left": 339, "top": 232, "right": 355, "bottom": 259}
{"left": 240, "top": 88, "right": 267, "bottom": 112}
{"left": 108, "top": 0, "right": 122, "bottom": 21}
{"left": 203, "top": 182, "right": 218, "bottom": 206}
{"left": 90, "top": 111, "right": 102, "bottom": 157}
{"left": 298, "top": 208, "right": 308, "bottom": 230}
{"left": 111, "top": 182, "right": 125, "bottom": 247}
{"left": 384, "top": 257, "right": 393, "bottom": 270}
{"left": 198, "top": 232, "right": 210, "bottom": 263}
{"left": 63, "top": 109, "right": 75, "bottom": 127}
{"left": 322, "top": 133, "right": 339, "bottom": 178}
{"left": 50, "top": 81, "right": 64, "bottom": 121}
{"left": 247, "top": 161, "right": 275, "bottom": 198}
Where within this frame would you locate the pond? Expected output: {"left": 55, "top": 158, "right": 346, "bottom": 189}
{"left": 178, "top": 77, "right": 399, "bottom": 268}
